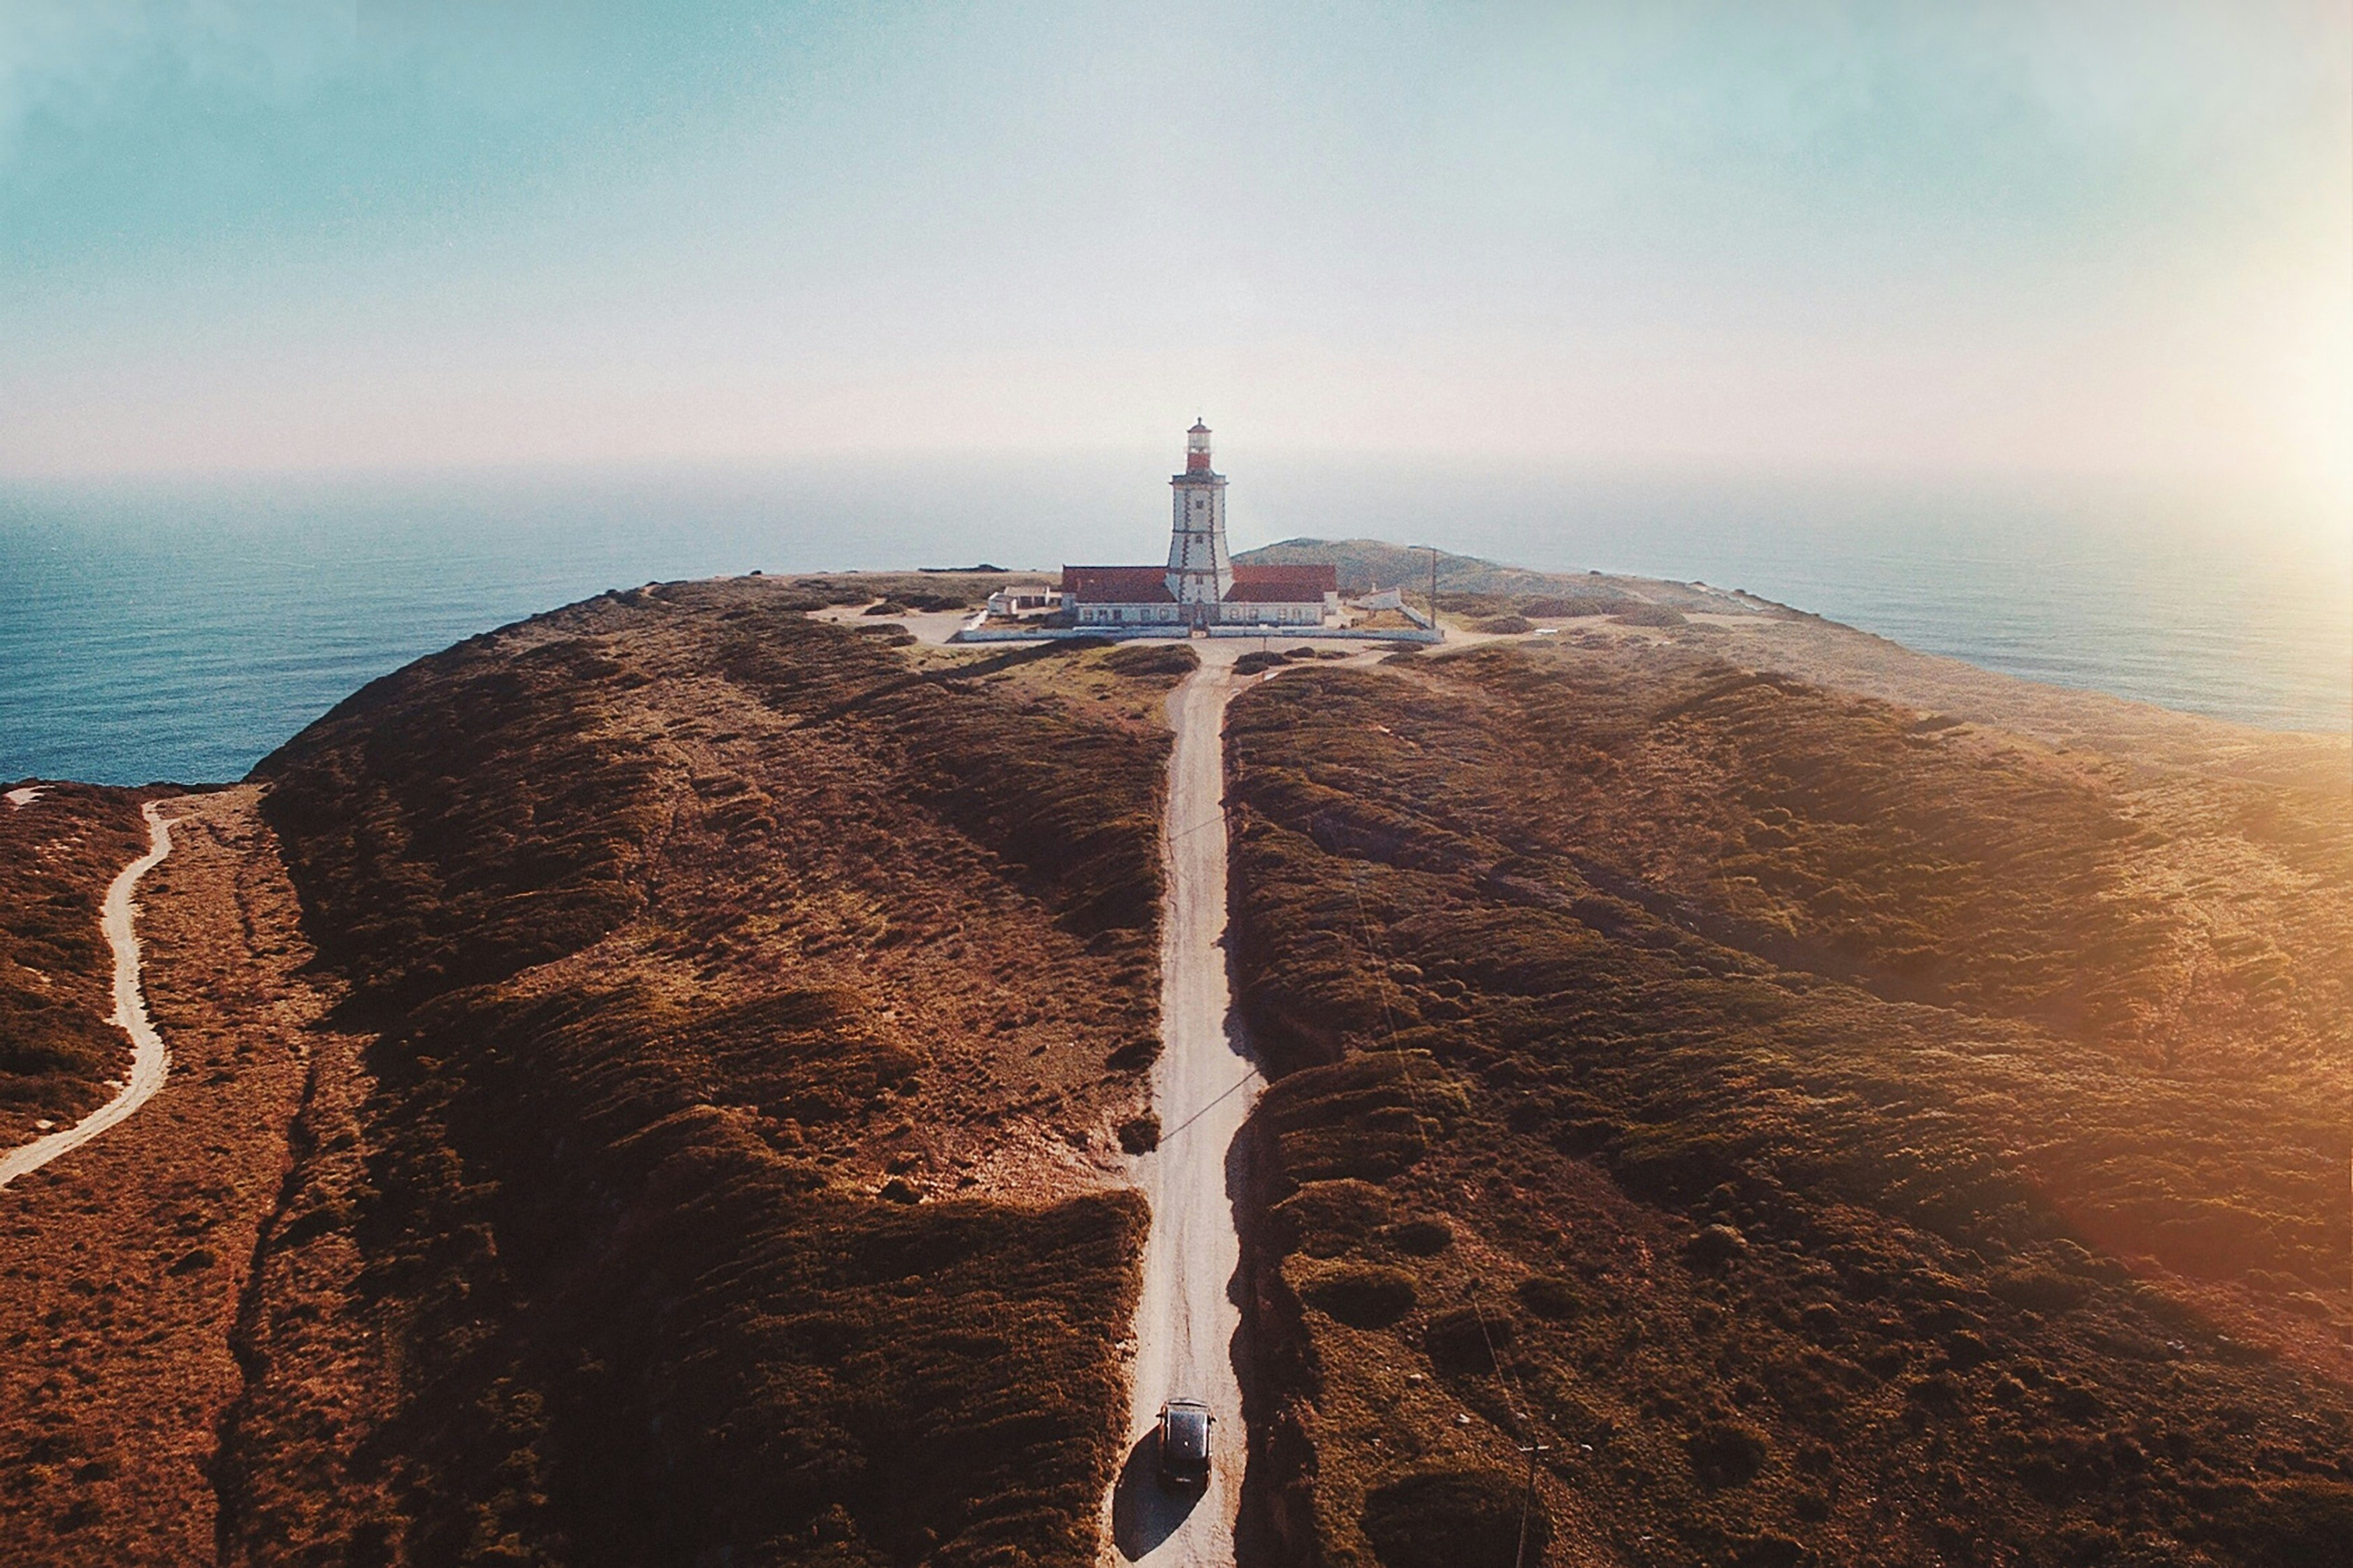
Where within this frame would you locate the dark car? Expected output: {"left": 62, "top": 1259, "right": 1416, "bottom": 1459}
{"left": 1156, "top": 1399, "right": 1213, "bottom": 1490}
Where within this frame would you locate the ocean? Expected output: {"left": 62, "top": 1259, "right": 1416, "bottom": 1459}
{"left": 4, "top": 459, "right": 2347, "bottom": 786}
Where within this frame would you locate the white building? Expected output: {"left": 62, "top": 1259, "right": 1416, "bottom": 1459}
{"left": 984, "top": 586, "right": 1062, "bottom": 616}
{"left": 1063, "top": 421, "right": 1335, "bottom": 629}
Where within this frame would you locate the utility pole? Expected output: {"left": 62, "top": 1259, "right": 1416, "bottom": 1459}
{"left": 1515, "top": 1440, "right": 1551, "bottom": 1568}
{"left": 1408, "top": 545, "right": 1440, "bottom": 637}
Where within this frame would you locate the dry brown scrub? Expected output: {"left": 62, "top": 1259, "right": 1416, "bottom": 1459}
{"left": 1233, "top": 539, "right": 1727, "bottom": 621}
{"left": 781, "top": 568, "right": 1054, "bottom": 614}
{"left": 1224, "top": 638, "right": 2352, "bottom": 1568}
{"left": 0, "top": 787, "right": 327, "bottom": 1564}
{"left": 0, "top": 782, "right": 154, "bottom": 1132}
{"left": 221, "top": 578, "right": 1184, "bottom": 1565}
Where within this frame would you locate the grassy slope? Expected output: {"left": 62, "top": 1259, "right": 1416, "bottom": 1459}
{"left": 233, "top": 579, "right": 1185, "bottom": 1567}
{"left": 776, "top": 569, "right": 1058, "bottom": 616}
{"left": 0, "top": 784, "right": 154, "bottom": 1131}
{"left": 0, "top": 788, "right": 323, "bottom": 1566}
{"left": 1232, "top": 540, "right": 1741, "bottom": 619}
{"left": 1224, "top": 637, "right": 2353, "bottom": 1568}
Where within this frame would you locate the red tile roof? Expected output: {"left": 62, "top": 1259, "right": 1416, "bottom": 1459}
{"left": 1061, "top": 561, "right": 1336, "bottom": 604}
{"left": 1062, "top": 565, "right": 1173, "bottom": 603}
{"left": 1224, "top": 563, "right": 1337, "bottom": 602}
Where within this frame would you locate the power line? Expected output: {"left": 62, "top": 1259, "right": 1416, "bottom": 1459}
{"left": 1155, "top": 1066, "right": 1263, "bottom": 1147}
{"left": 1515, "top": 1441, "right": 1553, "bottom": 1568}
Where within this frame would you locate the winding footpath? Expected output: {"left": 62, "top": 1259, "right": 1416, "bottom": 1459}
{"left": 1105, "top": 653, "right": 1262, "bottom": 1566}
{"left": 0, "top": 801, "right": 177, "bottom": 1191}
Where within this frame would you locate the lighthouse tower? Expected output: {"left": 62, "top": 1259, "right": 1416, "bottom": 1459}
{"left": 1165, "top": 419, "right": 1232, "bottom": 627}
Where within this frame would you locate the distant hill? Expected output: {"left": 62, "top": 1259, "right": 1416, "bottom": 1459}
{"left": 1234, "top": 536, "right": 1764, "bottom": 616}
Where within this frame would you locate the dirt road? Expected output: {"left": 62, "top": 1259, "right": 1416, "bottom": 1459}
{"left": 1105, "top": 653, "right": 1261, "bottom": 1566}
{"left": 0, "top": 800, "right": 175, "bottom": 1190}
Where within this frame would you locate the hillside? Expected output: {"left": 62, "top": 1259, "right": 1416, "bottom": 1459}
{"left": 1232, "top": 540, "right": 1751, "bottom": 620}
{"left": 0, "top": 786, "right": 326, "bottom": 1563}
{"left": 7, "top": 552, "right": 2350, "bottom": 1568}
{"left": 0, "top": 783, "right": 157, "bottom": 1132}
{"left": 1222, "top": 634, "right": 2353, "bottom": 1567}
{"left": 218, "top": 578, "right": 1189, "bottom": 1567}
{"left": 1235, "top": 539, "right": 2353, "bottom": 780}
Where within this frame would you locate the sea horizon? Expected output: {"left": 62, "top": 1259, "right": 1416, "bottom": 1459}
{"left": 4, "top": 457, "right": 2347, "bottom": 788}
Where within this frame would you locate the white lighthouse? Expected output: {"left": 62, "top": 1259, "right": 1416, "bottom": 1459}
{"left": 1164, "top": 419, "right": 1232, "bottom": 627}
{"left": 1054, "top": 420, "right": 1335, "bottom": 633}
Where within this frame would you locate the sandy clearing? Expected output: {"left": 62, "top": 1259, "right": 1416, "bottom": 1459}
{"left": 0, "top": 800, "right": 175, "bottom": 1189}
{"left": 808, "top": 600, "right": 974, "bottom": 645}
{"left": 3, "top": 785, "right": 45, "bottom": 809}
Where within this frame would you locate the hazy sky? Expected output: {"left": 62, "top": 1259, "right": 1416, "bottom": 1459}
{"left": 1, "top": 1, "right": 2346, "bottom": 502}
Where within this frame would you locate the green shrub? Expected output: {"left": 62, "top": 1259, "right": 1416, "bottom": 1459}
{"left": 1117, "top": 1114, "right": 1160, "bottom": 1154}
{"left": 1360, "top": 1467, "right": 1545, "bottom": 1568}
{"left": 1298, "top": 1262, "right": 1418, "bottom": 1328}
